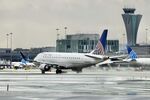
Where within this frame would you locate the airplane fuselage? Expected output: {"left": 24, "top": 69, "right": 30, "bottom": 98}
{"left": 34, "top": 52, "right": 103, "bottom": 69}
{"left": 134, "top": 58, "right": 150, "bottom": 65}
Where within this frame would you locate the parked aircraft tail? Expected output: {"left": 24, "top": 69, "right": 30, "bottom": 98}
{"left": 20, "top": 52, "right": 27, "bottom": 60}
{"left": 21, "top": 59, "right": 27, "bottom": 64}
{"left": 20, "top": 52, "right": 29, "bottom": 64}
{"left": 90, "top": 29, "right": 108, "bottom": 55}
{"left": 127, "top": 46, "right": 137, "bottom": 60}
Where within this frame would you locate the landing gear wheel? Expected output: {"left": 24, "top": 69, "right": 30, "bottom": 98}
{"left": 56, "top": 69, "right": 62, "bottom": 74}
{"left": 41, "top": 70, "right": 45, "bottom": 74}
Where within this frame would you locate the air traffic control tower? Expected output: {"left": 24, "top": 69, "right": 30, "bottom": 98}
{"left": 122, "top": 8, "right": 142, "bottom": 46}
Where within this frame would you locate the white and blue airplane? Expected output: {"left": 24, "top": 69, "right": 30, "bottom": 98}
{"left": 34, "top": 29, "right": 110, "bottom": 74}
{"left": 12, "top": 52, "right": 35, "bottom": 69}
{"left": 98, "top": 46, "right": 150, "bottom": 69}
{"left": 125, "top": 46, "right": 150, "bottom": 66}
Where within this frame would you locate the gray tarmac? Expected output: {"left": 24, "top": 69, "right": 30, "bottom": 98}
{"left": 0, "top": 68, "right": 150, "bottom": 100}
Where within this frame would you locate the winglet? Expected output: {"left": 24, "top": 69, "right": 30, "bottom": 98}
{"left": 90, "top": 29, "right": 108, "bottom": 55}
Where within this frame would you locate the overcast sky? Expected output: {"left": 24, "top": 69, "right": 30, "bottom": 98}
{"left": 0, "top": 0, "right": 150, "bottom": 49}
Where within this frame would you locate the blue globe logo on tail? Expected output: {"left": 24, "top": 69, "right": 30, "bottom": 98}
{"left": 126, "top": 46, "right": 137, "bottom": 60}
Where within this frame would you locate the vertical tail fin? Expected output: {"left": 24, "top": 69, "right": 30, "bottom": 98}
{"left": 90, "top": 29, "right": 108, "bottom": 55}
{"left": 20, "top": 52, "right": 27, "bottom": 61}
{"left": 20, "top": 52, "right": 29, "bottom": 63}
{"left": 126, "top": 45, "right": 137, "bottom": 60}
{"left": 21, "top": 59, "right": 27, "bottom": 64}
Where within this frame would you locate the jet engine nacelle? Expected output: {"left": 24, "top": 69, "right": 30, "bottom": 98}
{"left": 39, "top": 64, "right": 51, "bottom": 71}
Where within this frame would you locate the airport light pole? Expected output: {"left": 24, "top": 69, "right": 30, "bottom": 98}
{"left": 94, "top": 36, "right": 96, "bottom": 48}
{"left": 56, "top": 28, "right": 60, "bottom": 52}
{"left": 56, "top": 28, "right": 60, "bottom": 40}
{"left": 64, "top": 27, "right": 67, "bottom": 52}
{"left": 64, "top": 27, "right": 67, "bottom": 38}
{"left": 146, "top": 28, "right": 148, "bottom": 45}
{"left": 10, "top": 32, "right": 13, "bottom": 68}
{"left": 10, "top": 33, "right": 13, "bottom": 50}
{"left": 6, "top": 33, "right": 9, "bottom": 48}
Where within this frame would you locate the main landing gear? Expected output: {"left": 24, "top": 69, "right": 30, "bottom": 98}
{"left": 56, "top": 69, "right": 62, "bottom": 74}
{"left": 41, "top": 69, "right": 62, "bottom": 74}
{"left": 41, "top": 70, "right": 45, "bottom": 74}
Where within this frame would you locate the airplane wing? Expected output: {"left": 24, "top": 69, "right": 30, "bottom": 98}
{"left": 85, "top": 54, "right": 109, "bottom": 59}
{"left": 85, "top": 54, "right": 127, "bottom": 65}
{"left": 97, "top": 59, "right": 127, "bottom": 66}
{"left": 97, "top": 55, "right": 128, "bottom": 66}
{"left": 97, "top": 59, "right": 113, "bottom": 66}
{"left": 109, "top": 54, "right": 127, "bottom": 60}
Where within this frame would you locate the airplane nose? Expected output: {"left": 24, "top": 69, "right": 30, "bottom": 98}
{"left": 33, "top": 57, "right": 40, "bottom": 66}
{"left": 34, "top": 53, "right": 41, "bottom": 62}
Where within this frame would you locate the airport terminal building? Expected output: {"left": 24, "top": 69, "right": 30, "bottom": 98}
{"left": 0, "top": 47, "right": 56, "bottom": 62}
{"left": 131, "top": 45, "right": 150, "bottom": 56}
{"left": 56, "top": 33, "right": 119, "bottom": 53}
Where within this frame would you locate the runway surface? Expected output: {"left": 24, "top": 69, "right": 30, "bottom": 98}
{"left": 0, "top": 68, "right": 150, "bottom": 100}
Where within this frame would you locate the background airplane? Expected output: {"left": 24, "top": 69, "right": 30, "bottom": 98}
{"left": 98, "top": 46, "right": 150, "bottom": 70}
{"left": 12, "top": 52, "right": 35, "bottom": 69}
{"left": 124, "top": 46, "right": 150, "bottom": 70}
{"left": 34, "top": 29, "right": 109, "bottom": 74}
